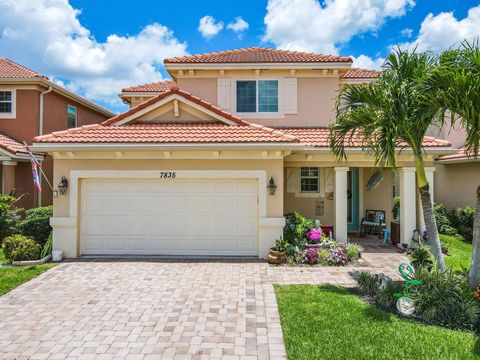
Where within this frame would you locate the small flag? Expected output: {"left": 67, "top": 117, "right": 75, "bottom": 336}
{"left": 24, "top": 143, "right": 42, "bottom": 193}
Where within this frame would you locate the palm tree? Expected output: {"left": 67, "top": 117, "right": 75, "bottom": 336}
{"left": 425, "top": 40, "right": 480, "bottom": 287}
{"left": 329, "top": 48, "right": 447, "bottom": 270}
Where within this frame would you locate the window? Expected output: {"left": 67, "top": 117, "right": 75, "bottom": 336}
{"left": 236, "top": 80, "right": 278, "bottom": 113}
{"left": 300, "top": 167, "right": 319, "bottom": 192}
{"left": 0, "top": 91, "right": 13, "bottom": 114}
{"left": 67, "top": 105, "right": 77, "bottom": 128}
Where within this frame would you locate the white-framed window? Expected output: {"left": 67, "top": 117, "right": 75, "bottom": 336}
{"left": 300, "top": 167, "right": 319, "bottom": 193}
{"left": 67, "top": 105, "right": 77, "bottom": 128}
{"left": 0, "top": 89, "right": 16, "bottom": 118}
{"left": 236, "top": 80, "right": 279, "bottom": 113}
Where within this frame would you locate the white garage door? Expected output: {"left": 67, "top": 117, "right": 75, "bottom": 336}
{"left": 80, "top": 179, "right": 258, "bottom": 256}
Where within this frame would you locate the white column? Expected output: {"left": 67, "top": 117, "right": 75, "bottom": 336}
{"left": 399, "top": 167, "right": 417, "bottom": 246}
{"left": 334, "top": 167, "right": 349, "bottom": 243}
{"left": 417, "top": 167, "right": 435, "bottom": 232}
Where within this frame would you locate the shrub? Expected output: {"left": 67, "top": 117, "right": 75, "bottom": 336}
{"left": 410, "top": 245, "right": 434, "bottom": 270}
{"left": 0, "top": 195, "right": 20, "bottom": 243}
{"left": 410, "top": 268, "right": 480, "bottom": 331}
{"left": 376, "top": 281, "right": 404, "bottom": 309}
{"left": 345, "top": 243, "right": 363, "bottom": 261}
{"left": 356, "top": 271, "right": 379, "bottom": 296}
{"left": 2, "top": 235, "right": 41, "bottom": 261}
{"left": 318, "top": 249, "right": 329, "bottom": 265}
{"left": 41, "top": 233, "right": 53, "bottom": 258}
{"left": 286, "top": 244, "right": 302, "bottom": 265}
{"left": 302, "top": 247, "right": 319, "bottom": 265}
{"left": 449, "top": 206, "right": 475, "bottom": 242}
{"left": 15, "top": 205, "right": 52, "bottom": 247}
{"left": 284, "top": 212, "right": 316, "bottom": 245}
{"left": 433, "top": 203, "right": 458, "bottom": 237}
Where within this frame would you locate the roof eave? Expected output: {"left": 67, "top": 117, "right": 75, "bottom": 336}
{"left": 32, "top": 142, "right": 304, "bottom": 153}
{"left": 0, "top": 77, "right": 115, "bottom": 117}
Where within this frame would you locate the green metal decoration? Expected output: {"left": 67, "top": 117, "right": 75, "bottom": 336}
{"left": 393, "top": 262, "right": 421, "bottom": 316}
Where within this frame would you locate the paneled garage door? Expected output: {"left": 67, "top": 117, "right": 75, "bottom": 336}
{"left": 80, "top": 179, "right": 258, "bottom": 256}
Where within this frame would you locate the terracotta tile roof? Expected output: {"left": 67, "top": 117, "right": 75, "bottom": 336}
{"left": 341, "top": 68, "right": 381, "bottom": 79}
{"left": 437, "top": 147, "right": 479, "bottom": 161}
{"left": 164, "top": 47, "right": 352, "bottom": 64}
{"left": 122, "top": 80, "right": 177, "bottom": 93}
{"left": 278, "top": 128, "right": 452, "bottom": 148}
{"left": 34, "top": 123, "right": 299, "bottom": 144}
{"left": 0, "top": 58, "right": 48, "bottom": 79}
{"left": 104, "top": 86, "right": 249, "bottom": 126}
{"left": 0, "top": 132, "right": 28, "bottom": 154}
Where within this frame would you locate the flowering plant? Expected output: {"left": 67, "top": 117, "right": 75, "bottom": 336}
{"left": 328, "top": 249, "right": 348, "bottom": 266}
{"left": 305, "top": 228, "right": 322, "bottom": 243}
{"left": 302, "top": 247, "right": 319, "bottom": 265}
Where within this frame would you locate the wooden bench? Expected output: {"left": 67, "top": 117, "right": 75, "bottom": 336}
{"left": 360, "top": 209, "right": 386, "bottom": 237}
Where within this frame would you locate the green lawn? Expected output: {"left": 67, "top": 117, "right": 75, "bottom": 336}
{"left": 275, "top": 285, "right": 480, "bottom": 360}
{"left": 441, "top": 234, "right": 472, "bottom": 272}
{"left": 0, "top": 249, "right": 56, "bottom": 296}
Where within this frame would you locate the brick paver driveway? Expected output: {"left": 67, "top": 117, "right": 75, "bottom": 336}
{"left": 0, "top": 248, "right": 406, "bottom": 360}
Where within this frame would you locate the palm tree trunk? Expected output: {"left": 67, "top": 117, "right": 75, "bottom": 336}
{"left": 468, "top": 185, "right": 480, "bottom": 288}
{"left": 415, "top": 157, "right": 446, "bottom": 271}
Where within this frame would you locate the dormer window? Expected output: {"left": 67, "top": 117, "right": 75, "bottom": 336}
{"left": 236, "top": 80, "right": 278, "bottom": 113}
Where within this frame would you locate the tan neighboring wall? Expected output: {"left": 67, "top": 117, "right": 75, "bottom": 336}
{"left": 435, "top": 162, "right": 480, "bottom": 209}
{"left": 362, "top": 168, "right": 393, "bottom": 226}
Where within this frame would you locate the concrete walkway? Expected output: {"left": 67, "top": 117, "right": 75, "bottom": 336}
{"left": 0, "top": 246, "right": 407, "bottom": 360}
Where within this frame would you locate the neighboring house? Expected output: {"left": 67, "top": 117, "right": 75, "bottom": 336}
{"left": 33, "top": 48, "right": 453, "bottom": 258}
{"left": 0, "top": 58, "right": 114, "bottom": 209}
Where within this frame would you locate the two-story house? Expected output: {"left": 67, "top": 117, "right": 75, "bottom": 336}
{"left": 33, "top": 48, "right": 453, "bottom": 259}
{"left": 0, "top": 58, "right": 114, "bottom": 209}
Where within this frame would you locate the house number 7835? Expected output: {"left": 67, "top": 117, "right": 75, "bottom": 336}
{"left": 160, "top": 172, "right": 176, "bottom": 178}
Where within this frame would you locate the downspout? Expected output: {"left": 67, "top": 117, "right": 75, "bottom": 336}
{"left": 38, "top": 85, "right": 52, "bottom": 207}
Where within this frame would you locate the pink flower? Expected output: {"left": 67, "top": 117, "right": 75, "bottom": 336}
{"left": 306, "top": 228, "right": 322, "bottom": 243}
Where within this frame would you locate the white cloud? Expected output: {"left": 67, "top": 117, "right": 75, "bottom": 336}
{"left": 227, "top": 17, "right": 249, "bottom": 37}
{"left": 400, "top": 27, "right": 413, "bottom": 38}
{"left": 351, "top": 54, "right": 385, "bottom": 70}
{"left": 400, "top": 5, "right": 480, "bottom": 53}
{"left": 198, "top": 15, "right": 224, "bottom": 39}
{"left": 0, "top": 0, "right": 188, "bottom": 110}
{"left": 263, "top": 0, "right": 415, "bottom": 54}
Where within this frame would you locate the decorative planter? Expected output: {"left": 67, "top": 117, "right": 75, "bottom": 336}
{"left": 268, "top": 248, "right": 287, "bottom": 265}
{"left": 12, "top": 254, "right": 52, "bottom": 267}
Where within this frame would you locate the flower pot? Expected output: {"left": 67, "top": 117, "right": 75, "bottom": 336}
{"left": 52, "top": 249, "right": 63, "bottom": 262}
{"left": 268, "top": 247, "right": 286, "bottom": 264}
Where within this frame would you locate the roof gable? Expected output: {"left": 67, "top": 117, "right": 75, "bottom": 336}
{"left": 105, "top": 87, "right": 247, "bottom": 126}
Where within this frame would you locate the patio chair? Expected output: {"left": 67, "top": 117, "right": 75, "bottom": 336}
{"left": 360, "top": 209, "right": 386, "bottom": 237}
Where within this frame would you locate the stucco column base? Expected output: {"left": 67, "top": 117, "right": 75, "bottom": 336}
{"left": 258, "top": 217, "right": 285, "bottom": 259}
{"left": 50, "top": 217, "right": 77, "bottom": 258}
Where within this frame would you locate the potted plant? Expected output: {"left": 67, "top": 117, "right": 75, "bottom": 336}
{"left": 268, "top": 237, "right": 288, "bottom": 264}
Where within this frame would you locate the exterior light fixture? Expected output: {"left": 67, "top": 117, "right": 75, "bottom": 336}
{"left": 267, "top": 176, "right": 277, "bottom": 195}
{"left": 58, "top": 176, "right": 69, "bottom": 195}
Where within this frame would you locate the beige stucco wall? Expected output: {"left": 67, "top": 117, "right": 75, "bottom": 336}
{"left": 435, "top": 162, "right": 480, "bottom": 209}
{"left": 284, "top": 166, "right": 394, "bottom": 229}
{"left": 50, "top": 156, "right": 285, "bottom": 258}
{"left": 175, "top": 70, "right": 340, "bottom": 128}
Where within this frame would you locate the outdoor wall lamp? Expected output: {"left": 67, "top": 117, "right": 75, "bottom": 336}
{"left": 267, "top": 176, "right": 277, "bottom": 195}
{"left": 58, "top": 176, "right": 69, "bottom": 195}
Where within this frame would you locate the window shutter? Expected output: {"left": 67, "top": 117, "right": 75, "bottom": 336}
{"left": 284, "top": 78, "right": 297, "bottom": 114}
{"left": 217, "top": 78, "right": 231, "bottom": 111}
{"left": 286, "top": 168, "right": 299, "bottom": 193}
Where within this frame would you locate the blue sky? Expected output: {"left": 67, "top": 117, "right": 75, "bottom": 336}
{"left": 1, "top": 0, "right": 479, "bottom": 112}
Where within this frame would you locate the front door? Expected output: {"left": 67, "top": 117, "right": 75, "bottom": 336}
{"left": 347, "top": 168, "right": 359, "bottom": 231}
